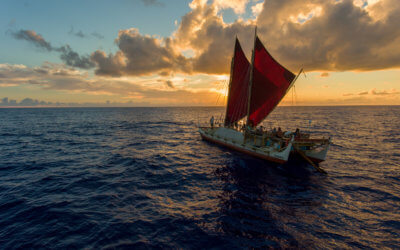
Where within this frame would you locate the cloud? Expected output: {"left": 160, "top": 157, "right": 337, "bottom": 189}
{"left": 173, "top": 0, "right": 255, "bottom": 74}
{"left": 0, "top": 63, "right": 84, "bottom": 84}
{"left": 91, "top": 50, "right": 125, "bottom": 76}
{"left": 98, "top": 0, "right": 400, "bottom": 76}
{"left": 12, "top": 30, "right": 52, "bottom": 51}
{"left": 68, "top": 26, "right": 104, "bottom": 39}
{"left": 91, "top": 28, "right": 192, "bottom": 76}
{"left": 256, "top": 0, "right": 400, "bottom": 71}
{"left": 0, "top": 97, "right": 47, "bottom": 107}
{"left": 57, "top": 45, "right": 95, "bottom": 69}
{"left": 141, "top": 0, "right": 164, "bottom": 7}
{"left": 0, "top": 96, "right": 139, "bottom": 107}
{"left": 12, "top": 29, "right": 95, "bottom": 69}
{"left": 91, "top": 1, "right": 254, "bottom": 76}
{"left": 213, "top": 0, "right": 250, "bottom": 14}
{"left": 0, "top": 63, "right": 221, "bottom": 106}
{"left": 164, "top": 80, "right": 175, "bottom": 88}
{"left": 9, "top": 0, "right": 400, "bottom": 79}
{"left": 343, "top": 88, "right": 400, "bottom": 97}
{"left": 69, "top": 27, "right": 85, "bottom": 38}
{"left": 370, "top": 88, "right": 399, "bottom": 95}
{"left": 0, "top": 96, "right": 121, "bottom": 107}
{"left": 251, "top": 2, "right": 264, "bottom": 16}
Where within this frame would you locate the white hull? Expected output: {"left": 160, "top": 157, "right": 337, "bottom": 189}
{"left": 199, "top": 126, "right": 331, "bottom": 165}
{"left": 199, "top": 127, "right": 293, "bottom": 164}
{"left": 292, "top": 138, "right": 331, "bottom": 163}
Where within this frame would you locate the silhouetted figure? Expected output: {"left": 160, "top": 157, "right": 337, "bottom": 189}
{"left": 294, "top": 128, "right": 300, "bottom": 138}
{"left": 276, "top": 127, "right": 283, "bottom": 138}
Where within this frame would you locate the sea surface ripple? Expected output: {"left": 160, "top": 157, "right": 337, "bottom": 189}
{"left": 0, "top": 106, "right": 399, "bottom": 248}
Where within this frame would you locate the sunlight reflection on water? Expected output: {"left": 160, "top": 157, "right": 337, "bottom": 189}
{"left": 0, "top": 106, "right": 399, "bottom": 248}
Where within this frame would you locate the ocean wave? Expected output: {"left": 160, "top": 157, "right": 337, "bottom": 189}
{"left": 0, "top": 106, "right": 399, "bottom": 248}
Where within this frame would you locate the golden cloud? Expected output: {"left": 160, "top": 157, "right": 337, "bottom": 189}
{"left": 90, "top": 0, "right": 400, "bottom": 78}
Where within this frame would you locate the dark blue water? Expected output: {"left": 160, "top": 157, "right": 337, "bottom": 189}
{"left": 0, "top": 106, "right": 399, "bottom": 248}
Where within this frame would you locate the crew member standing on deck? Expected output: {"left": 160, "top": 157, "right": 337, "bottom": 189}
{"left": 210, "top": 116, "right": 214, "bottom": 128}
{"left": 294, "top": 128, "right": 301, "bottom": 138}
{"left": 277, "top": 127, "right": 283, "bottom": 138}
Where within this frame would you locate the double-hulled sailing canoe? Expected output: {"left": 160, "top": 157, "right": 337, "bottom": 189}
{"left": 198, "top": 29, "right": 331, "bottom": 170}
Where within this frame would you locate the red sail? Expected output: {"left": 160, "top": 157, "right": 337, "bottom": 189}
{"left": 225, "top": 39, "right": 251, "bottom": 126}
{"left": 248, "top": 37, "right": 295, "bottom": 127}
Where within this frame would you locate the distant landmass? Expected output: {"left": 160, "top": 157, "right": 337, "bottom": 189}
{"left": 0, "top": 97, "right": 152, "bottom": 107}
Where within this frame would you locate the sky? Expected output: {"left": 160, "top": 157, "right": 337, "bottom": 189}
{"left": 0, "top": 0, "right": 399, "bottom": 106}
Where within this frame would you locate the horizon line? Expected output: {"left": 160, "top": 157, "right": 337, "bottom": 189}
{"left": 1, "top": 104, "right": 400, "bottom": 109}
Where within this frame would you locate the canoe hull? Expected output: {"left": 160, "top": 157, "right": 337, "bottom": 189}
{"left": 199, "top": 127, "right": 292, "bottom": 164}
{"left": 292, "top": 139, "right": 331, "bottom": 163}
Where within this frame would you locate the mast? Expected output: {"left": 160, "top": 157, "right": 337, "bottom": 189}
{"left": 246, "top": 26, "right": 257, "bottom": 128}
{"left": 244, "top": 34, "right": 297, "bottom": 127}
{"left": 224, "top": 37, "right": 237, "bottom": 127}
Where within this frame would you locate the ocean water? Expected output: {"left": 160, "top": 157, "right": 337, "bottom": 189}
{"left": 0, "top": 106, "right": 399, "bottom": 249}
